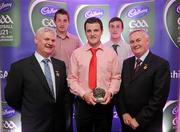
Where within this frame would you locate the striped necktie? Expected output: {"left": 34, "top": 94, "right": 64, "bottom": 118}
{"left": 134, "top": 58, "right": 142, "bottom": 73}
{"left": 42, "top": 59, "right": 55, "bottom": 97}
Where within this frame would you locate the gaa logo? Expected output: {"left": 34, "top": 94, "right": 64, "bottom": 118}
{"left": 0, "top": 15, "right": 13, "bottom": 24}
{"left": 42, "top": 18, "right": 55, "bottom": 27}
{"left": 85, "top": 9, "right": 104, "bottom": 18}
{"left": 0, "top": 70, "right": 8, "bottom": 79}
{"left": 0, "top": 0, "right": 14, "bottom": 13}
{"left": 3, "top": 120, "right": 17, "bottom": 129}
{"left": 129, "top": 19, "right": 148, "bottom": 28}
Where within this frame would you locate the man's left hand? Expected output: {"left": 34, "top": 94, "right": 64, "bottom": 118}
{"left": 101, "top": 91, "right": 112, "bottom": 105}
{"left": 130, "top": 118, "right": 139, "bottom": 130}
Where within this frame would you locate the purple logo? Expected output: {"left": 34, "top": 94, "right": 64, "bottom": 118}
{"left": 0, "top": 0, "right": 13, "bottom": 13}
{"left": 128, "top": 6, "right": 149, "bottom": 18}
{"left": 172, "top": 106, "right": 178, "bottom": 115}
{"left": 3, "top": 106, "right": 16, "bottom": 118}
{"left": 176, "top": 5, "right": 180, "bottom": 14}
{"left": 40, "top": 6, "right": 59, "bottom": 17}
{"left": 172, "top": 106, "right": 178, "bottom": 126}
{"left": 85, "top": 9, "right": 104, "bottom": 18}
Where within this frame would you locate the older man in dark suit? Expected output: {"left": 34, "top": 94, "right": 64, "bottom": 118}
{"left": 5, "top": 27, "right": 70, "bottom": 132}
{"left": 116, "top": 29, "right": 170, "bottom": 132}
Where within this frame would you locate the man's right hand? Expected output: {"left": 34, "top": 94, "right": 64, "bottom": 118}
{"left": 83, "top": 92, "right": 96, "bottom": 105}
{"left": 122, "top": 113, "right": 133, "bottom": 126}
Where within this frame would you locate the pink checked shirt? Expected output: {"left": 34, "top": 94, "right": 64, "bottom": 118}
{"left": 53, "top": 32, "right": 81, "bottom": 74}
{"left": 68, "top": 43, "right": 121, "bottom": 98}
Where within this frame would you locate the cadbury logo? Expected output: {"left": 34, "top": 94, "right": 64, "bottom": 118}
{"left": 128, "top": 6, "right": 149, "bottom": 18}
{"left": 0, "top": 0, "right": 13, "bottom": 13}
{"left": 2, "top": 107, "right": 16, "bottom": 118}
{"left": 177, "top": 5, "right": 180, "bottom": 14}
{"left": 85, "top": 9, "right": 104, "bottom": 18}
{"left": 172, "top": 106, "right": 178, "bottom": 115}
{"left": 40, "top": 6, "right": 58, "bottom": 17}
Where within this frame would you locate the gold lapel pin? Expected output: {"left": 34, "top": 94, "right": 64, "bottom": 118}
{"left": 143, "top": 64, "right": 148, "bottom": 70}
{"left": 55, "top": 71, "right": 60, "bottom": 77}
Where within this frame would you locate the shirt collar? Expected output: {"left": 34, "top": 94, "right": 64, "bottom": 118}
{"left": 136, "top": 50, "right": 149, "bottom": 62}
{"left": 84, "top": 42, "right": 103, "bottom": 51}
{"left": 34, "top": 51, "right": 51, "bottom": 63}
{"left": 110, "top": 39, "right": 124, "bottom": 47}
{"left": 56, "top": 31, "right": 70, "bottom": 39}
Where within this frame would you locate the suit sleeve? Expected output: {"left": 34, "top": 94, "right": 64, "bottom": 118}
{"left": 61, "top": 61, "right": 74, "bottom": 131}
{"left": 5, "top": 63, "right": 23, "bottom": 112}
{"left": 115, "top": 61, "right": 127, "bottom": 117}
{"left": 136, "top": 61, "right": 170, "bottom": 128}
{"left": 61, "top": 62, "right": 71, "bottom": 106}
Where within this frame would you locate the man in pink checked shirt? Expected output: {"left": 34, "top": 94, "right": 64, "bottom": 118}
{"left": 68, "top": 17, "right": 121, "bottom": 132}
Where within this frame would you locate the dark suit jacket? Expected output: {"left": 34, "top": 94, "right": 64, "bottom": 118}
{"left": 116, "top": 52, "right": 170, "bottom": 132}
{"left": 5, "top": 55, "right": 70, "bottom": 132}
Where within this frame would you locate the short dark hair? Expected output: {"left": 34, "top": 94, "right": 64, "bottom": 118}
{"left": 84, "top": 17, "right": 103, "bottom": 31}
{"left": 109, "top": 17, "right": 124, "bottom": 29}
{"left": 54, "top": 8, "right": 69, "bottom": 21}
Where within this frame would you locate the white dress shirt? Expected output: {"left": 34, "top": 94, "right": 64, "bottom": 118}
{"left": 104, "top": 39, "right": 132, "bottom": 73}
{"left": 34, "top": 52, "right": 56, "bottom": 98}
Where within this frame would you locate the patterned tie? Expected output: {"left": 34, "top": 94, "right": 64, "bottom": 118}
{"left": 89, "top": 48, "right": 98, "bottom": 90}
{"left": 42, "top": 59, "right": 55, "bottom": 97}
{"left": 112, "top": 44, "right": 118, "bottom": 55}
{"left": 134, "top": 58, "right": 142, "bottom": 73}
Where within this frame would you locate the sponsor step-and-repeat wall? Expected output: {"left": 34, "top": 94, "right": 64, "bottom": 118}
{"left": 0, "top": 0, "right": 179, "bottom": 132}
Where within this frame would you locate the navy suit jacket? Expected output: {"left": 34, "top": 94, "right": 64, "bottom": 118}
{"left": 5, "top": 55, "right": 70, "bottom": 132}
{"left": 116, "top": 52, "right": 170, "bottom": 132}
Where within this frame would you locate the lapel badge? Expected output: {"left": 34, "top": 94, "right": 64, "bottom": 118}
{"left": 143, "top": 64, "right": 148, "bottom": 70}
{"left": 55, "top": 71, "right": 60, "bottom": 77}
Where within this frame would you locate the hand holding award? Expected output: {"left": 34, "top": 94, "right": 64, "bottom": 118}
{"left": 93, "top": 87, "right": 105, "bottom": 103}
